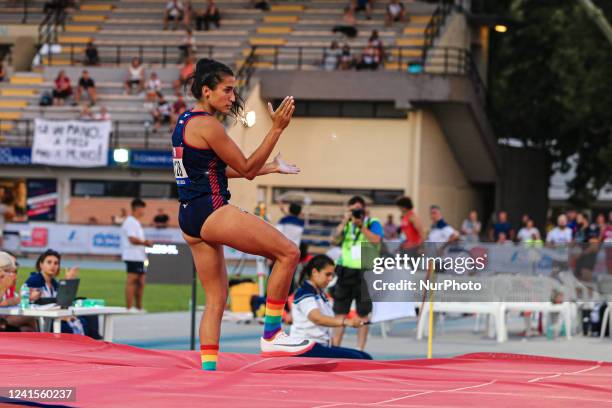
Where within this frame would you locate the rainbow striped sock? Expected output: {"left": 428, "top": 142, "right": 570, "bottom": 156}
{"left": 201, "top": 344, "right": 219, "bottom": 371}
{"left": 263, "top": 298, "right": 285, "bottom": 340}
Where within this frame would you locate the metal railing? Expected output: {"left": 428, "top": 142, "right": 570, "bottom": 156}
{"left": 38, "top": 7, "right": 67, "bottom": 46}
{"left": 422, "top": 0, "right": 454, "bottom": 60}
{"left": 40, "top": 43, "right": 218, "bottom": 67}
{"left": 0, "top": 119, "right": 171, "bottom": 150}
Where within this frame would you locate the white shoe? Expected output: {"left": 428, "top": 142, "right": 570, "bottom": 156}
{"left": 260, "top": 332, "right": 315, "bottom": 357}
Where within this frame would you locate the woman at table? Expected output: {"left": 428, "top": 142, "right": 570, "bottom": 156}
{"left": 290, "top": 254, "right": 372, "bottom": 359}
{"left": 0, "top": 251, "right": 37, "bottom": 332}
{"left": 25, "top": 249, "right": 101, "bottom": 338}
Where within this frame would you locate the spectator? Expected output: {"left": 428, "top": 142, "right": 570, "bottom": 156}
{"left": 385, "top": 0, "right": 406, "bottom": 26}
{"left": 461, "top": 210, "right": 481, "bottom": 242}
{"left": 383, "top": 214, "right": 398, "bottom": 240}
{"left": 173, "top": 55, "right": 195, "bottom": 94}
{"left": 332, "top": 7, "right": 358, "bottom": 38}
{"left": 124, "top": 57, "right": 145, "bottom": 95}
{"left": 145, "top": 72, "right": 163, "bottom": 102}
{"left": 0, "top": 252, "right": 37, "bottom": 332}
{"left": 595, "top": 213, "right": 606, "bottom": 238}
{"left": 178, "top": 28, "right": 197, "bottom": 62}
{"left": 276, "top": 203, "right": 304, "bottom": 248}
{"left": 0, "top": 62, "right": 5, "bottom": 82}
{"left": 0, "top": 187, "right": 15, "bottom": 247}
{"left": 427, "top": 205, "right": 458, "bottom": 243}
{"left": 171, "top": 93, "right": 187, "bottom": 127}
{"left": 566, "top": 209, "right": 578, "bottom": 237}
{"left": 546, "top": 214, "right": 573, "bottom": 245}
{"left": 395, "top": 196, "right": 423, "bottom": 253}
{"left": 496, "top": 231, "right": 513, "bottom": 246}
{"left": 112, "top": 208, "right": 128, "bottom": 225}
{"left": 490, "top": 210, "right": 514, "bottom": 242}
{"left": 356, "top": 41, "right": 381, "bottom": 70}
{"left": 78, "top": 103, "right": 94, "bottom": 120}
{"left": 339, "top": 43, "right": 353, "bottom": 70}
{"left": 368, "top": 30, "right": 385, "bottom": 61}
{"left": 517, "top": 218, "right": 541, "bottom": 243}
{"left": 121, "top": 198, "right": 153, "bottom": 312}
{"left": 195, "top": 0, "right": 221, "bottom": 31}
{"left": 25, "top": 249, "right": 100, "bottom": 338}
{"left": 322, "top": 41, "right": 341, "bottom": 71}
{"left": 575, "top": 213, "right": 600, "bottom": 282}
{"left": 152, "top": 93, "right": 172, "bottom": 132}
{"left": 290, "top": 255, "right": 372, "bottom": 359}
{"left": 74, "top": 70, "right": 97, "bottom": 105}
{"left": 251, "top": 0, "right": 270, "bottom": 11}
{"left": 164, "top": 0, "right": 185, "bottom": 30}
{"left": 84, "top": 41, "right": 99, "bottom": 66}
{"left": 601, "top": 210, "right": 612, "bottom": 268}
{"left": 153, "top": 208, "right": 170, "bottom": 229}
{"left": 351, "top": 0, "right": 372, "bottom": 20}
{"left": 52, "top": 70, "right": 72, "bottom": 106}
{"left": 94, "top": 105, "right": 111, "bottom": 121}
{"left": 331, "top": 196, "right": 383, "bottom": 351}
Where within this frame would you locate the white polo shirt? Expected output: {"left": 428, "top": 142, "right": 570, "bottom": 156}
{"left": 290, "top": 281, "right": 334, "bottom": 346}
{"left": 121, "top": 215, "right": 146, "bottom": 262}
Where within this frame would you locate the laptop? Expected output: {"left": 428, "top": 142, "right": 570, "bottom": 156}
{"left": 56, "top": 279, "right": 80, "bottom": 309}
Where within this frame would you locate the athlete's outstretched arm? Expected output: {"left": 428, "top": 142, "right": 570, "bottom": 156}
{"left": 203, "top": 97, "right": 295, "bottom": 180}
{"left": 225, "top": 153, "right": 299, "bottom": 178}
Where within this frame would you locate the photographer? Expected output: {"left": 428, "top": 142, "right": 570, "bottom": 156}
{"left": 331, "top": 196, "right": 383, "bottom": 351}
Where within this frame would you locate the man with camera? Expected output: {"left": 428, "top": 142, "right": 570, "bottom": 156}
{"left": 331, "top": 196, "right": 384, "bottom": 351}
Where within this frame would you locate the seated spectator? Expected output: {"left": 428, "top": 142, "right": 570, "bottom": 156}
{"left": 52, "top": 70, "right": 72, "bottom": 106}
{"left": 25, "top": 249, "right": 101, "bottom": 339}
{"left": 356, "top": 41, "right": 381, "bottom": 70}
{"left": 112, "top": 208, "right": 128, "bottom": 225}
{"left": 276, "top": 203, "right": 304, "bottom": 247}
{"left": 332, "top": 7, "right": 358, "bottom": 38}
{"left": 489, "top": 210, "right": 514, "bottom": 241}
{"left": 178, "top": 28, "right": 197, "bottom": 62}
{"left": 145, "top": 72, "right": 163, "bottom": 102}
{"left": 339, "top": 43, "right": 353, "bottom": 70}
{"left": 546, "top": 214, "right": 573, "bottom": 246}
{"left": 74, "top": 70, "right": 97, "bottom": 105}
{"left": 290, "top": 255, "right": 372, "bottom": 359}
{"left": 385, "top": 0, "right": 406, "bottom": 26}
{"left": 0, "top": 251, "right": 37, "bottom": 332}
{"left": 351, "top": 0, "right": 372, "bottom": 19}
{"left": 95, "top": 105, "right": 111, "bottom": 121}
{"left": 124, "top": 57, "right": 145, "bottom": 95}
{"left": 152, "top": 93, "right": 172, "bottom": 132}
{"left": 173, "top": 55, "right": 195, "bottom": 94}
{"left": 171, "top": 93, "right": 187, "bottom": 127}
{"left": 153, "top": 209, "right": 170, "bottom": 228}
{"left": 78, "top": 103, "right": 94, "bottom": 120}
{"left": 384, "top": 214, "right": 398, "bottom": 240}
{"left": 368, "top": 30, "right": 385, "bottom": 61}
{"left": 0, "top": 62, "right": 5, "bottom": 82}
{"left": 84, "top": 41, "right": 99, "bottom": 66}
{"left": 322, "top": 41, "right": 341, "bottom": 71}
{"left": 164, "top": 0, "right": 185, "bottom": 30}
{"left": 517, "top": 218, "right": 541, "bottom": 243}
{"left": 195, "top": 0, "right": 221, "bottom": 31}
{"left": 251, "top": 0, "right": 270, "bottom": 11}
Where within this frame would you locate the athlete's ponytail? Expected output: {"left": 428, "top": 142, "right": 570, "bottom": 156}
{"left": 186, "top": 58, "right": 244, "bottom": 117}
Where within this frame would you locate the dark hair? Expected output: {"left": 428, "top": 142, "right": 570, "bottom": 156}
{"left": 131, "top": 198, "right": 146, "bottom": 210}
{"left": 188, "top": 58, "right": 244, "bottom": 117}
{"left": 348, "top": 196, "right": 366, "bottom": 207}
{"left": 298, "top": 254, "right": 334, "bottom": 285}
{"left": 36, "top": 249, "right": 61, "bottom": 272}
{"left": 395, "top": 196, "right": 413, "bottom": 210}
{"left": 289, "top": 203, "right": 302, "bottom": 216}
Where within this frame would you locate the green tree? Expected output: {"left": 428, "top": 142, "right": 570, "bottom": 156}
{"left": 489, "top": 0, "right": 612, "bottom": 207}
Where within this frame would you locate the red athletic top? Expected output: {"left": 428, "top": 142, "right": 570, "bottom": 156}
{"left": 400, "top": 210, "right": 421, "bottom": 248}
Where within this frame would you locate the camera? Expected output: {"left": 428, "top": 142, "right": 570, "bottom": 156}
{"left": 351, "top": 208, "right": 365, "bottom": 219}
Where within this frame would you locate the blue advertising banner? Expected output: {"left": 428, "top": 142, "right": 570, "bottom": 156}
{"left": 0, "top": 147, "right": 32, "bottom": 165}
{"left": 130, "top": 150, "right": 172, "bottom": 168}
